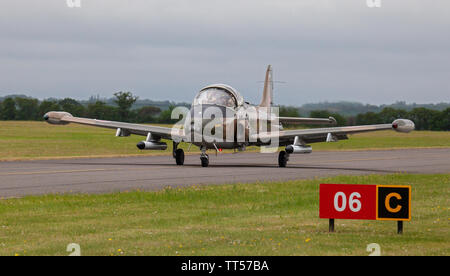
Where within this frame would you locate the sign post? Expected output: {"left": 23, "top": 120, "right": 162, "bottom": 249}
{"left": 320, "top": 184, "right": 411, "bottom": 233}
{"left": 329, "top": 219, "right": 335, "bottom": 232}
{"left": 398, "top": 221, "right": 403, "bottom": 234}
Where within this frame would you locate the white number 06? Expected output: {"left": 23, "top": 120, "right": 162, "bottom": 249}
{"left": 334, "top": 192, "right": 362, "bottom": 212}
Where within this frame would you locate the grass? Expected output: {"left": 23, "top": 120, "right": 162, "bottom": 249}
{"left": 0, "top": 121, "right": 449, "bottom": 161}
{"left": 0, "top": 174, "right": 448, "bottom": 256}
{"left": 313, "top": 130, "right": 450, "bottom": 151}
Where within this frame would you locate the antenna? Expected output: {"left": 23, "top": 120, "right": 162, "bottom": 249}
{"left": 257, "top": 80, "right": 287, "bottom": 106}
{"left": 257, "top": 81, "right": 287, "bottom": 84}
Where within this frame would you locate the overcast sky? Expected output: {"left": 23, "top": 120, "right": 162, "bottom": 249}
{"left": 0, "top": 0, "right": 449, "bottom": 105}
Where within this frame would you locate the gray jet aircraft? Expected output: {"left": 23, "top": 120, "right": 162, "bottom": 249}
{"left": 44, "top": 65, "right": 415, "bottom": 167}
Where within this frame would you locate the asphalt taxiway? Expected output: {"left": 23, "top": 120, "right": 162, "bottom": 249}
{"left": 0, "top": 148, "right": 448, "bottom": 197}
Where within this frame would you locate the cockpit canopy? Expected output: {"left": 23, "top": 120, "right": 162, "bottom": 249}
{"left": 193, "top": 84, "right": 244, "bottom": 108}
{"left": 193, "top": 87, "right": 237, "bottom": 108}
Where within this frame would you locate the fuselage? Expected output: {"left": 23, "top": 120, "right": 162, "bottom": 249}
{"left": 183, "top": 84, "right": 278, "bottom": 150}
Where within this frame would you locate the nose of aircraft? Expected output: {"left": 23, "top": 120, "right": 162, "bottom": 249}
{"left": 188, "top": 104, "right": 231, "bottom": 141}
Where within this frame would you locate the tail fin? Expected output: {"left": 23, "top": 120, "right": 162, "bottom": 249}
{"left": 259, "top": 65, "right": 273, "bottom": 107}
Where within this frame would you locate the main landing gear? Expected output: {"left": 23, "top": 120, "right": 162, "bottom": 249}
{"left": 278, "top": 150, "right": 289, "bottom": 167}
{"left": 173, "top": 144, "right": 289, "bottom": 168}
{"left": 173, "top": 142, "right": 184, "bottom": 165}
{"left": 173, "top": 143, "right": 209, "bottom": 167}
{"left": 175, "top": 149, "right": 185, "bottom": 165}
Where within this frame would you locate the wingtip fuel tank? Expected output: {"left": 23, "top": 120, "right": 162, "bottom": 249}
{"left": 392, "top": 119, "right": 415, "bottom": 133}
{"left": 43, "top": 111, "right": 73, "bottom": 125}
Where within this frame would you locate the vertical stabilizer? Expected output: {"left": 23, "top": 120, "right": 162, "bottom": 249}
{"left": 259, "top": 65, "right": 273, "bottom": 107}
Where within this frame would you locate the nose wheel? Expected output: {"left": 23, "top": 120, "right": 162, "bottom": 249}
{"left": 200, "top": 146, "right": 209, "bottom": 167}
{"left": 200, "top": 155, "right": 209, "bottom": 167}
{"left": 278, "top": 150, "right": 289, "bottom": 167}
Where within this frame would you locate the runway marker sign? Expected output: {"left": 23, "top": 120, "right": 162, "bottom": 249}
{"left": 376, "top": 185, "right": 411, "bottom": 221}
{"left": 320, "top": 184, "right": 411, "bottom": 233}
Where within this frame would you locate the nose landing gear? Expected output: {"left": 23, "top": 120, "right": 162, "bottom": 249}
{"left": 200, "top": 155, "right": 209, "bottom": 167}
{"left": 200, "top": 146, "right": 209, "bottom": 167}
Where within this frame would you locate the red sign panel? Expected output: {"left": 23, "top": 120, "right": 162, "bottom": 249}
{"left": 320, "top": 184, "right": 377, "bottom": 220}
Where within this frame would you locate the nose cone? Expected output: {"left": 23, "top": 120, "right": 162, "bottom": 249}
{"left": 43, "top": 113, "right": 50, "bottom": 121}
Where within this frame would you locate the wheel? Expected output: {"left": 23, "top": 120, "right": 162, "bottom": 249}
{"left": 200, "top": 155, "right": 209, "bottom": 167}
{"left": 278, "top": 151, "right": 288, "bottom": 167}
{"left": 175, "top": 149, "right": 184, "bottom": 165}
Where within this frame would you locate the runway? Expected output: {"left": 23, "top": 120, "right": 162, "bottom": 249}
{"left": 0, "top": 148, "right": 449, "bottom": 198}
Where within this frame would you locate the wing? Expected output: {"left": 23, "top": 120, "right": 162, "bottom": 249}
{"left": 43, "top": 111, "right": 184, "bottom": 141}
{"left": 256, "top": 119, "right": 415, "bottom": 146}
{"left": 278, "top": 116, "right": 337, "bottom": 125}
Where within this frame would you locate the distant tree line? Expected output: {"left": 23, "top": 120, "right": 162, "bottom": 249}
{"left": 298, "top": 101, "right": 449, "bottom": 117}
{"left": 0, "top": 92, "right": 177, "bottom": 124}
{"left": 0, "top": 93, "right": 448, "bottom": 130}
{"left": 279, "top": 106, "right": 449, "bottom": 131}
{"left": 353, "top": 107, "right": 449, "bottom": 131}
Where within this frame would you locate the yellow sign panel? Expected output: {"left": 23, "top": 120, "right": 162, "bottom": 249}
{"left": 376, "top": 185, "right": 411, "bottom": 221}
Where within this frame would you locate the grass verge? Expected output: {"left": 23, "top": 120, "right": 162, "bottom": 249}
{"left": 0, "top": 121, "right": 449, "bottom": 161}
{"left": 0, "top": 174, "right": 448, "bottom": 256}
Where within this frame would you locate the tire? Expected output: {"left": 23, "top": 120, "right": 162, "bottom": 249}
{"left": 278, "top": 151, "right": 288, "bottom": 167}
{"left": 200, "top": 156, "right": 209, "bottom": 167}
{"left": 175, "top": 149, "right": 184, "bottom": 165}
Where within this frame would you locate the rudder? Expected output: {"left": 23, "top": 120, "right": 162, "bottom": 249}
{"left": 259, "top": 65, "right": 273, "bottom": 107}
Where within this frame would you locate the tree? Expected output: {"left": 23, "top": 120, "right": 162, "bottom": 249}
{"left": 15, "top": 97, "right": 39, "bottom": 120}
{"left": 135, "top": 106, "right": 161, "bottom": 123}
{"left": 86, "top": 101, "right": 118, "bottom": 121}
{"left": 114, "top": 91, "right": 138, "bottom": 121}
{"left": 438, "top": 108, "right": 450, "bottom": 131}
{"left": 309, "top": 110, "right": 346, "bottom": 126}
{"left": 38, "top": 100, "right": 61, "bottom": 119}
{"left": 157, "top": 105, "right": 178, "bottom": 124}
{"left": 279, "top": 106, "right": 300, "bottom": 117}
{"left": 408, "top": 107, "right": 441, "bottom": 130}
{"left": 355, "top": 112, "right": 382, "bottom": 125}
{"left": 378, "top": 107, "right": 408, "bottom": 124}
{"left": 1, "top": 98, "right": 16, "bottom": 120}
{"left": 59, "top": 98, "right": 86, "bottom": 117}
